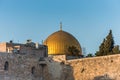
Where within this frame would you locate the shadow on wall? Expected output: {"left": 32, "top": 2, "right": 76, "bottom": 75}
{"left": 60, "top": 61, "right": 75, "bottom": 80}
{"left": 39, "top": 64, "right": 53, "bottom": 80}
{"left": 93, "top": 74, "right": 113, "bottom": 80}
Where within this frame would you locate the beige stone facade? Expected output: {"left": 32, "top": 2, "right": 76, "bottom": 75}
{"left": 0, "top": 53, "right": 51, "bottom": 80}
{"left": 66, "top": 55, "right": 120, "bottom": 80}
{"left": 47, "top": 54, "right": 120, "bottom": 80}
{"left": 0, "top": 52, "right": 120, "bottom": 80}
{"left": 0, "top": 42, "right": 120, "bottom": 80}
{"left": 0, "top": 42, "right": 48, "bottom": 58}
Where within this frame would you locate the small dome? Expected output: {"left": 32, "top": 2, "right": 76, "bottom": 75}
{"left": 44, "top": 30, "right": 82, "bottom": 55}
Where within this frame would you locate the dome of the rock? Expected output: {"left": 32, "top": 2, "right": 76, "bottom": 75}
{"left": 44, "top": 24, "right": 82, "bottom": 55}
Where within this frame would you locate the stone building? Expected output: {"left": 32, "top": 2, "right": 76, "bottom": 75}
{"left": 1, "top": 50, "right": 120, "bottom": 80}
{"left": 0, "top": 41, "right": 50, "bottom": 80}
{"left": 0, "top": 24, "right": 120, "bottom": 80}
{"left": 0, "top": 40, "right": 48, "bottom": 58}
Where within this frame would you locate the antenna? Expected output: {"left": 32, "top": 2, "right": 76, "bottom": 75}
{"left": 82, "top": 47, "right": 86, "bottom": 56}
{"left": 42, "top": 40, "right": 43, "bottom": 44}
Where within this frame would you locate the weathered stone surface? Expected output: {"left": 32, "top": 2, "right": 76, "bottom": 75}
{"left": 65, "top": 54, "right": 120, "bottom": 80}
{"left": 48, "top": 54, "right": 120, "bottom": 80}
{"left": 0, "top": 52, "right": 120, "bottom": 80}
{"left": 0, "top": 53, "right": 51, "bottom": 80}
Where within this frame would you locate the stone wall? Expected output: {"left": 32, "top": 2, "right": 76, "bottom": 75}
{"left": 0, "top": 52, "right": 51, "bottom": 80}
{"left": 65, "top": 54, "right": 120, "bottom": 80}
{"left": 0, "top": 52, "right": 120, "bottom": 80}
{"left": 48, "top": 54, "right": 120, "bottom": 80}
{"left": 0, "top": 42, "right": 48, "bottom": 58}
{"left": 0, "top": 42, "right": 7, "bottom": 52}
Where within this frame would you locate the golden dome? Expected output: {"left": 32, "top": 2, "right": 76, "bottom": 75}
{"left": 44, "top": 30, "right": 82, "bottom": 55}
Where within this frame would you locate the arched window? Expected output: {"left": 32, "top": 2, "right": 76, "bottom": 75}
{"left": 31, "top": 66, "right": 35, "bottom": 75}
{"left": 4, "top": 61, "right": 9, "bottom": 71}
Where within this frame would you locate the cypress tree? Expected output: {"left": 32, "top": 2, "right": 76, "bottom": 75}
{"left": 104, "top": 30, "right": 114, "bottom": 55}
{"left": 99, "top": 39, "right": 105, "bottom": 55}
{"left": 96, "top": 30, "right": 116, "bottom": 56}
{"left": 95, "top": 39, "right": 105, "bottom": 56}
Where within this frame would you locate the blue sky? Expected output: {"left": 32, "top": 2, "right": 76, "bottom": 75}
{"left": 0, "top": 0, "right": 120, "bottom": 54}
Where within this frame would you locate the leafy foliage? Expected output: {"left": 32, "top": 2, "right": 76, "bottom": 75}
{"left": 104, "top": 30, "right": 114, "bottom": 54}
{"left": 86, "top": 53, "right": 93, "bottom": 57}
{"left": 95, "top": 30, "right": 120, "bottom": 56}
{"left": 112, "top": 45, "right": 120, "bottom": 54}
{"left": 68, "top": 46, "right": 80, "bottom": 56}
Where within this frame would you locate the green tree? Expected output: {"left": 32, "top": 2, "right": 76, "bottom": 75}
{"left": 112, "top": 45, "right": 120, "bottom": 54}
{"left": 68, "top": 46, "right": 80, "bottom": 56}
{"left": 104, "top": 30, "right": 114, "bottom": 55}
{"left": 95, "top": 51, "right": 100, "bottom": 56}
{"left": 86, "top": 53, "right": 93, "bottom": 57}
{"left": 95, "top": 39, "right": 105, "bottom": 56}
{"left": 95, "top": 30, "right": 116, "bottom": 56}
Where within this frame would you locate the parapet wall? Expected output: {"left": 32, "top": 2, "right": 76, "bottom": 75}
{"left": 49, "top": 54, "right": 120, "bottom": 80}
{"left": 66, "top": 54, "right": 120, "bottom": 80}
